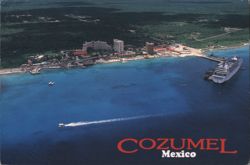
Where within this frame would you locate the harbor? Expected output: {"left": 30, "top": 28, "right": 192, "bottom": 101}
{"left": 0, "top": 41, "right": 245, "bottom": 84}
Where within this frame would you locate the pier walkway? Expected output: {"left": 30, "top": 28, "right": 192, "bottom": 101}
{"left": 196, "top": 55, "right": 225, "bottom": 63}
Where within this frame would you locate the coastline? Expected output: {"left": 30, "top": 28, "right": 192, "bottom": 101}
{"left": 0, "top": 43, "right": 249, "bottom": 76}
{"left": 0, "top": 68, "right": 26, "bottom": 76}
{"left": 0, "top": 55, "right": 182, "bottom": 76}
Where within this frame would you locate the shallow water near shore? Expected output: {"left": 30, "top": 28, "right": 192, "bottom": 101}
{"left": 0, "top": 46, "right": 249, "bottom": 165}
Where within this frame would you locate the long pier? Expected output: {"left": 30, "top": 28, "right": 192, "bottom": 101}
{"left": 197, "top": 55, "right": 225, "bottom": 63}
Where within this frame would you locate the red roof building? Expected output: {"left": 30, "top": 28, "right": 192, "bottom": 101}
{"left": 73, "top": 50, "right": 88, "bottom": 56}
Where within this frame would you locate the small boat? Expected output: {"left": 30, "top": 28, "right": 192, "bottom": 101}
{"left": 48, "top": 81, "right": 55, "bottom": 86}
{"left": 58, "top": 123, "right": 65, "bottom": 127}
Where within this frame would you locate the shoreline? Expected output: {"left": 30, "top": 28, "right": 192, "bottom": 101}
{"left": 0, "top": 68, "right": 26, "bottom": 76}
{"left": 0, "top": 43, "right": 249, "bottom": 76}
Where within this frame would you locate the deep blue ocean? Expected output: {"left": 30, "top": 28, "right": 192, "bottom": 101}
{"left": 1, "top": 46, "right": 249, "bottom": 165}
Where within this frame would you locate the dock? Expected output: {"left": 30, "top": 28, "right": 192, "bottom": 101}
{"left": 197, "top": 55, "right": 225, "bottom": 63}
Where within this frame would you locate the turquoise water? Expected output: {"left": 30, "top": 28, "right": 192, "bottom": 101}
{"left": 1, "top": 46, "right": 249, "bottom": 164}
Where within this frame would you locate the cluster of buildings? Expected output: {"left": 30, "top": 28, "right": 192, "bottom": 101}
{"left": 22, "top": 38, "right": 203, "bottom": 75}
{"left": 73, "top": 39, "right": 125, "bottom": 56}
{"left": 72, "top": 39, "right": 159, "bottom": 58}
{"left": 27, "top": 39, "right": 198, "bottom": 68}
{"left": 82, "top": 41, "right": 112, "bottom": 51}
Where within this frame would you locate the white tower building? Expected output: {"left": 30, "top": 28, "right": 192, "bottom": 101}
{"left": 113, "top": 39, "right": 124, "bottom": 53}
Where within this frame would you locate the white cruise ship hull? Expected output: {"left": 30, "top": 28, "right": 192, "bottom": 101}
{"left": 211, "top": 59, "right": 243, "bottom": 84}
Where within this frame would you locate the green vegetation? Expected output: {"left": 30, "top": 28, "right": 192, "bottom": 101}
{"left": 1, "top": 1, "right": 249, "bottom": 68}
{"left": 1, "top": 27, "right": 24, "bottom": 35}
{"left": 139, "top": 21, "right": 249, "bottom": 48}
{"left": 2, "top": 0, "right": 249, "bottom": 15}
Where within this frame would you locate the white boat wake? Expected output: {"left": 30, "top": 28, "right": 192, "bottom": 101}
{"left": 58, "top": 114, "right": 164, "bottom": 128}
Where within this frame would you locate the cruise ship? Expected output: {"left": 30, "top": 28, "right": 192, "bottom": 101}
{"left": 209, "top": 56, "right": 243, "bottom": 84}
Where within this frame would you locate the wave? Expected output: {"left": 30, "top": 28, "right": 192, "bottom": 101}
{"left": 59, "top": 113, "right": 164, "bottom": 128}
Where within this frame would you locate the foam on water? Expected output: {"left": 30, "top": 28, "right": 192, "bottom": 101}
{"left": 59, "top": 113, "right": 165, "bottom": 127}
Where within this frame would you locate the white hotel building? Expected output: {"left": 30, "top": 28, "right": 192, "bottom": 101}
{"left": 113, "top": 39, "right": 124, "bottom": 53}
{"left": 82, "top": 41, "right": 112, "bottom": 51}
